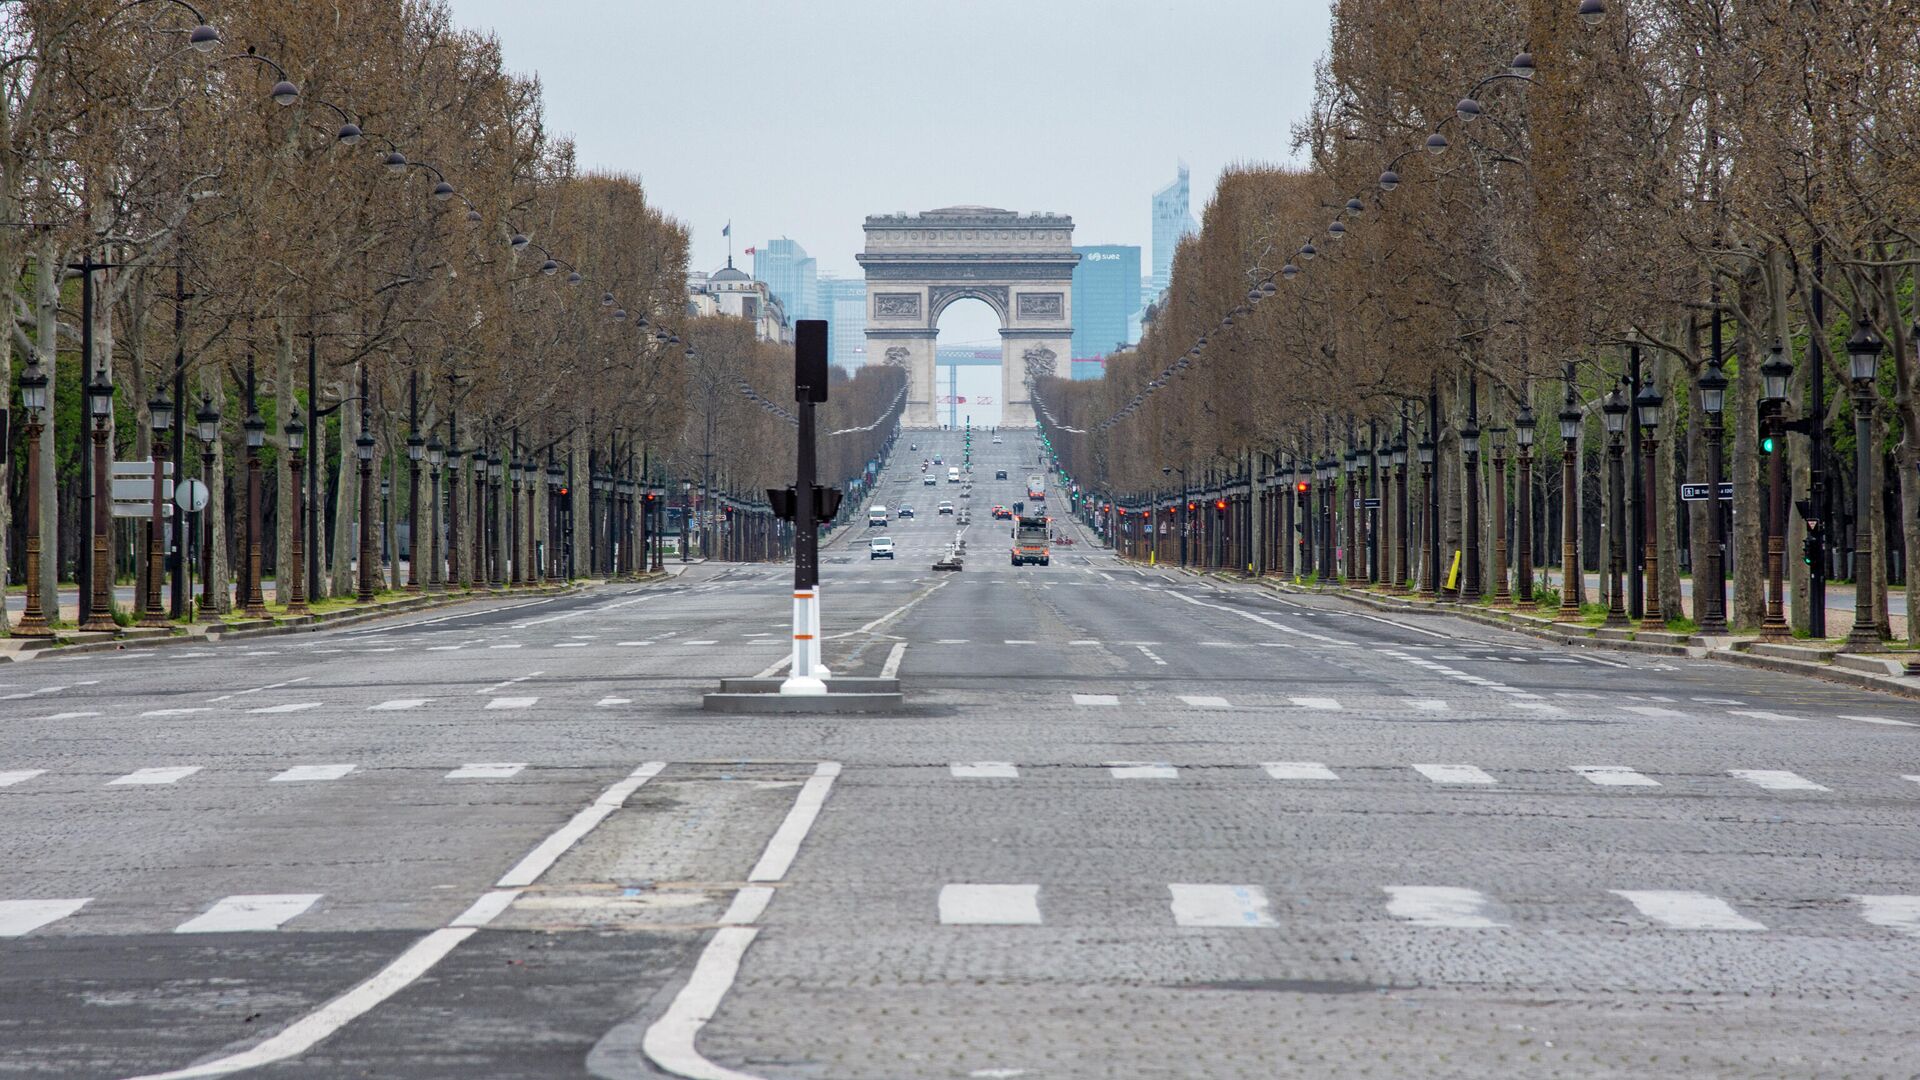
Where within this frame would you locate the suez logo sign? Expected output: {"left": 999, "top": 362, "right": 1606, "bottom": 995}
{"left": 1083, "top": 252, "right": 1123, "bottom": 261}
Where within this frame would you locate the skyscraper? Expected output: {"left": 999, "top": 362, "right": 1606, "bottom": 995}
{"left": 752, "top": 238, "right": 818, "bottom": 324}
{"left": 1071, "top": 244, "right": 1141, "bottom": 375}
{"left": 1150, "top": 163, "right": 1199, "bottom": 297}
{"left": 817, "top": 275, "right": 868, "bottom": 369}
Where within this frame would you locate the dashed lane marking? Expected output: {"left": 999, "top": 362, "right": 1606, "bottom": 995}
{"left": 1413, "top": 763, "right": 1496, "bottom": 785}
{"left": 1383, "top": 886, "right": 1506, "bottom": 927}
{"left": 1107, "top": 762, "right": 1177, "bottom": 779}
{"left": 1168, "top": 884, "right": 1278, "bottom": 928}
{"left": 270, "top": 764, "right": 356, "bottom": 782}
{"left": 939, "top": 884, "right": 1043, "bottom": 926}
{"left": 1262, "top": 761, "right": 1338, "bottom": 781}
{"left": 485, "top": 697, "right": 537, "bottom": 711}
{"left": 110, "top": 766, "right": 201, "bottom": 785}
{"left": 446, "top": 763, "right": 526, "bottom": 779}
{"left": 175, "top": 893, "right": 322, "bottom": 934}
{"left": 369, "top": 699, "right": 429, "bottom": 711}
{"left": 0, "top": 898, "right": 91, "bottom": 937}
{"left": 1071, "top": 693, "right": 1119, "bottom": 706}
{"left": 0, "top": 769, "right": 47, "bottom": 787}
{"left": 248, "top": 702, "right": 323, "bottom": 715}
{"left": 1730, "top": 768, "right": 1827, "bottom": 792}
{"left": 1178, "top": 695, "right": 1231, "bottom": 708}
{"left": 1612, "top": 889, "right": 1765, "bottom": 930}
{"left": 951, "top": 762, "right": 1020, "bottom": 778}
{"left": 1573, "top": 765, "right": 1659, "bottom": 787}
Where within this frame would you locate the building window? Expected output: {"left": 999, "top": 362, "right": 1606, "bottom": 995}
{"left": 741, "top": 296, "right": 758, "bottom": 321}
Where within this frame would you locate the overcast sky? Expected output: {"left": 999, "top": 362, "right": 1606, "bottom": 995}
{"left": 447, "top": 0, "right": 1328, "bottom": 344}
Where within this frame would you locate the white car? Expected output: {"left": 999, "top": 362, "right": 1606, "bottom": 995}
{"left": 868, "top": 536, "right": 895, "bottom": 559}
{"left": 937, "top": 501, "right": 955, "bottom": 515}
{"left": 923, "top": 475, "right": 937, "bottom": 486}
{"left": 867, "top": 505, "right": 888, "bottom": 527}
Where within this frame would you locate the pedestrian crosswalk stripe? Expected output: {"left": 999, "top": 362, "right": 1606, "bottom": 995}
{"left": 1383, "top": 886, "right": 1506, "bottom": 927}
{"left": 939, "top": 884, "right": 1042, "bottom": 925}
{"left": 0, "top": 898, "right": 90, "bottom": 937}
{"left": 1413, "top": 763, "right": 1496, "bottom": 785}
{"left": 175, "top": 893, "right": 322, "bottom": 933}
{"left": 1168, "top": 884, "right": 1277, "bottom": 928}
{"left": 1611, "top": 889, "right": 1765, "bottom": 930}
{"left": 447, "top": 763, "right": 526, "bottom": 779}
{"left": 485, "top": 696, "right": 537, "bottom": 710}
{"left": 1573, "top": 765, "right": 1658, "bottom": 787}
{"left": 1856, "top": 895, "right": 1920, "bottom": 938}
{"left": 0, "top": 769, "right": 46, "bottom": 788}
{"left": 368, "top": 699, "right": 429, "bottom": 711}
{"left": 1178, "top": 695, "right": 1231, "bottom": 708}
{"left": 1072, "top": 693, "right": 1118, "bottom": 706}
{"left": 1730, "top": 768, "right": 1827, "bottom": 792}
{"left": 1289, "top": 696, "right": 1342, "bottom": 710}
{"left": 951, "top": 762, "right": 1019, "bottom": 778}
{"left": 249, "top": 702, "right": 323, "bottom": 715}
{"left": 110, "top": 766, "right": 201, "bottom": 785}
{"left": 1262, "top": 761, "right": 1337, "bottom": 781}
{"left": 270, "top": 764, "right": 356, "bottom": 782}
{"left": 1107, "top": 762, "right": 1176, "bottom": 779}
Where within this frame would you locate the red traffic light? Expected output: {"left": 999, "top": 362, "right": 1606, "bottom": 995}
{"left": 1213, "top": 499, "right": 1228, "bottom": 513}
{"left": 1295, "top": 481, "right": 1310, "bottom": 494}
{"left": 558, "top": 486, "right": 569, "bottom": 497}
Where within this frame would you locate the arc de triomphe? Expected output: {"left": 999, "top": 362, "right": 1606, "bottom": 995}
{"left": 856, "top": 206, "right": 1078, "bottom": 428}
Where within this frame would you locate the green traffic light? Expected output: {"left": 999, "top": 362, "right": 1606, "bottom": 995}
{"left": 1761, "top": 435, "right": 1776, "bottom": 454}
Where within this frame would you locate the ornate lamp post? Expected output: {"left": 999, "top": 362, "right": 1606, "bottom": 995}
{"left": 1844, "top": 328, "right": 1885, "bottom": 649}
{"left": 1514, "top": 406, "right": 1536, "bottom": 610}
{"left": 139, "top": 391, "right": 174, "bottom": 627}
{"left": 195, "top": 397, "right": 220, "bottom": 619}
{"left": 1636, "top": 382, "right": 1664, "bottom": 630}
{"left": 1343, "top": 447, "right": 1359, "bottom": 583}
{"left": 506, "top": 457, "right": 523, "bottom": 586}
{"left": 1558, "top": 392, "right": 1584, "bottom": 619}
{"left": 242, "top": 406, "right": 268, "bottom": 618}
{"left": 1417, "top": 438, "right": 1437, "bottom": 596}
{"left": 1602, "top": 385, "right": 1630, "bottom": 627}
{"left": 1391, "top": 437, "right": 1409, "bottom": 591}
{"left": 1697, "top": 362, "right": 1729, "bottom": 633}
{"left": 356, "top": 429, "right": 377, "bottom": 603}
{"left": 13, "top": 362, "right": 54, "bottom": 636}
{"left": 1760, "top": 345, "right": 1793, "bottom": 638}
{"left": 80, "top": 371, "right": 118, "bottom": 633}
{"left": 284, "top": 417, "right": 308, "bottom": 616}
{"left": 405, "top": 428, "right": 424, "bottom": 592}
{"left": 489, "top": 453, "right": 505, "bottom": 588}
{"left": 1490, "top": 422, "right": 1511, "bottom": 605}
{"left": 1460, "top": 409, "right": 1482, "bottom": 603}
{"left": 427, "top": 436, "right": 445, "bottom": 591}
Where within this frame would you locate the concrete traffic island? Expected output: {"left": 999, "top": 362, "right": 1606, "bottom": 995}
{"left": 701, "top": 676, "right": 904, "bottom": 713}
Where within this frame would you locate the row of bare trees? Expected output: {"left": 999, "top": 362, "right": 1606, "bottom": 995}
{"left": 1038, "top": 0, "right": 1920, "bottom": 643}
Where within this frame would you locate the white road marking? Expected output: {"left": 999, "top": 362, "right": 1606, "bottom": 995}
{"left": 1728, "top": 710, "right": 1810, "bottom": 722}
{"left": 682, "top": 640, "right": 719, "bottom": 646}
{"left": 1178, "top": 695, "right": 1231, "bottom": 708}
{"left": 41, "top": 711, "right": 102, "bottom": 721}
{"left": 270, "top": 764, "right": 357, "bottom": 783}
{"left": 368, "top": 699, "right": 429, "bottom": 711}
{"left": 1857, "top": 895, "right": 1920, "bottom": 938}
{"left": 0, "top": 769, "right": 47, "bottom": 787}
{"left": 951, "top": 762, "right": 1019, "bottom": 778}
{"left": 1069, "top": 639, "right": 1100, "bottom": 645}
{"left": 477, "top": 672, "right": 543, "bottom": 695}
{"left": 0, "top": 898, "right": 91, "bottom": 937}
{"left": 1135, "top": 644, "right": 1167, "bottom": 665}
{"left": 446, "top": 763, "right": 526, "bottom": 779}
{"left": 1692, "top": 697, "right": 1744, "bottom": 705}
{"left": 1413, "top": 764, "right": 1496, "bottom": 785}
{"left": 1262, "top": 761, "right": 1338, "bottom": 781}
{"left": 176, "top": 894, "right": 322, "bottom": 933}
{"left": 1289, "top": 697, "right": 1342, "bottom": 710}
{"left": 1839, "top": 714, "right": 1917, "bottom": 727}
{"left": 616, "top": 640, "right": 655, "bottom": 646}
{"left": 426, "top": 646, "right": 463, "bottom": 651}
{"left": 497, "top": 762, "right": 667, "bottom": 888}
{"left": 1408, "top": 699, "right": 1449, "bottom": 711}
{"left": 1002, "top": 639, "right": 1037, "bottom": 645}
{"left": 1383, "top": 886, "right": 1506, "bottom": 927}
{"left": 1621, "top": 705, "right": 1687, "bottom": 719}
{"left": 110, "top": 766, "right": 201, "bottom": 785}
{"left": 1168, "top": 884, "right": 1278, "bottom": 928}
{"left": 935, "top": 639, "right": 969, "bottom": 644}
{"left": 485, "top": 697, "right": 537, "bottom": 711}
{"left": 720, "top": 886, "right": 776, "bottom": 926}
{"left": 1730, "top": 769, "right": 1827, "bottom": 792}
{"left": 749, "top": 762, "right": 841, "bottom": 882}
{"left": 140, "top": 707, "right": 210, "bottom": 717}
{"left": 248, "top": 702, "right": 323, "bottom": 715}
{"left": 555, "top": 642, "right": 590, "bottom": 648}
{"left": 1107, "top": 762, "right": 1177, "bottom": 779}
{"left": 1072, "top": 693, "right": 1119, "bottom": 706}
{"left": 1573, "top": 765, "right": 1658, "bottom": 787}
{"left": 880, "top": 642, "right": 908, "bottom": 679}
{"left": 1511, "top": 701, "right": 1567, "bottom": 713}
{"left": 940, "top": 884, "right": 1042, "bottom": 926}
{"left": 1163, "top": 590, "right": 1349, "bottom": 644}
{"left": 488, "top": 643, "right": 525, "bottom": 649}
{"left": 596, "top": 696, "right": 633, "bottom": 707}
{"left": 450, "top": 889, "right": 522, "bottom": 928}
{"left": 1612, "top": 889, "right": 1765, "bottom": 930}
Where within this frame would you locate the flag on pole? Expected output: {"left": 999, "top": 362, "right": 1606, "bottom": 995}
{"left": 744, "top": 246, "right": 756, "bottom": 255}
{"left": 721, "top": 221, "right": 731, "bottom": 237}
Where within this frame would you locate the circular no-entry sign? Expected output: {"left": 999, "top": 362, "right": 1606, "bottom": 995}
{"left": 175, "top": 478, "right": 209, "bottom": 513}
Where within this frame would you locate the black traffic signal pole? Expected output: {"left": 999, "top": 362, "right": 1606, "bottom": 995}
{"left": 784, "top": 320, "right": 829, "bottom": 693}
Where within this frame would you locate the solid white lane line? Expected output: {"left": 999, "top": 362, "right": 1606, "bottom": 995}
{"left": 640, "top": 927, "right": 763, "bottom": 1080}
{"left": 1840, "top": 714, "right": 1917, "bottom": 727}
{"left": 1383, "top": 886, "right": 1507, "bottom": 928}
{"left": 1178, "top": 695, "right": 1231, "bottom": 708}
{"left": 1072, "top": 693, "right": 1119, "bottom": 706}
{"left": 720, "top": 886, "right": 776, "bottom": 926}
{"left": 1413, "top": 763, "right": 1496, "bottom": 785}
{"left": 1573, "top": 765, "right": 1659, "bottom": 787}
{"left": 1262, "top": 761, "right": 1338, "bottom": 781}
{"left": 880, "top": 642, "right": 908, "bottom": 679}
{"left": 1857, "top": 895, "right": 1920, "bottom": 938}
{"left": 485, "top": 696, "right": 537, "bottom": 711}
{"left": 249, "top": 702, "right": 323, "bottom": 715}
{"left": 1107, "top": 762, "right": 1177, "bottom": 779}
{"left": 1168, "top": 884, "right": 1278, "bottom": 928}
{"left": 1611, "top": 889, "right": 1765, "bottom": 930}
{"left": 939, "top": 884, "right": 1042, "bottom": 925}
{"left": 110, "top": 766, "right": 201, "bottom": 785}
{"left": 1164, "top": 589, "right": 1349, "bottom": 645}
{"left": 450, "top": 889, "right": 522, "bottom": 928}
{"left": 176, "top": 894, "right": 322, "bottom": 934}
{"left": 0, "top": 769, "right": 47, "bottom": 787}
{"left": 748, "top": 762, "right": 841, "bottom": 883}
{"left": 1729, "top": 768, "right": 1827, "bottom": 792}
{"left": 1289, "top": 696, "right": 1342, "bottom": 710}
{"left": 270, "top": 764, "right": 356, "bottom": 783}
{"left": 368, "top": 699, "right": 429, "bottom": 711}
{"left": 0, "top": 898, "right": 90, "bottom": 937}
{"left": 446, "top": 763, "right": 526, "bottom": 779}
{"left": 951, "top": 762, "right": 1019, "bottom": 778}
{"left": 497, "top": 762, "right": 667, "bottom": 888}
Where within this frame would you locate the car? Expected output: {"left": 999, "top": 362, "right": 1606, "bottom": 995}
{"left": 992, "top": 506, "right": 1012, "bottom": 520}
{"left": 932, "top": 456, "right": 942, "bottom": 464}
{"left": 923, "top": 475, "right": 937, "bottom": 486}
{"left": 868, "top": 537, "right": 895, "bottom": 560}
{"left": 992, "top": 435, "right": 1002, "bottom": 444}
{"left": 909, "top": 443, "right": 918, "bottom": 451}
{"left": 937, "top": 501, "right": 955, "bottom": 515}
{"left": 995, "top": 470, "right": 1008, "bottom": 480}
{"left": 897, "top": 505, "right": 915, "bottom": 518}
{"left": 867, "top": 505, "right": 888, "bottom": 527}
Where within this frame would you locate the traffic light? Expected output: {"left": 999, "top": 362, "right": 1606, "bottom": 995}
{"left": 1760, "top": 433, "right": 1776, "bottom": 454}
{"left": 1295, "top": 480, "right": 1310, "bottom": 496}
{"left": 723, "top": 505, "right": 735, "bottom": 520}
{"left": 1213, "top": 499, "right": 1228, "bottom": 515}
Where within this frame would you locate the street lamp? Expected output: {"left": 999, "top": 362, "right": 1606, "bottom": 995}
{"left": 1558, "top": 392, "right": 1584, "bottom": 620}
{"left": 406, "top": 430, "right": 425, "bottom": 592}
{"left": 139, "top": 391, "right": 174, "bottom": 627}
{"left": 196, "top": 396, "right": 220, "bottom": 619}
{"left": 1696, "top": 362, "right": 1729, "bottom": 633}
{"left": 357, "top": 430, "right": 377, "bottom": 602}
{"left": 1514, "top": 406, "right": 1536, "bottom": 610}
{"left": 78, "top": 372, "right": 118, "bottom": 632}
{"left": 285, "top": 417, "right": 308, "bottom": 616}
{"left": 13, "top": 362, "right": 53, "bottom": 636}
{"left": 1635, "top": 382, "right": 1664, "bottom": 630}
{"left": 507, "top": 458, "right": 524, "bottom": 586}
{"left": 1460, "top": 410, "right": 1482, "bottom": 603}
{"left": 1489, "top": 423, "right": 1511, "bottom": 605}
{"left": 1601, "top": 385, "right": 1630, "bottom": 627}
{"left": 243, "top": 407, "right": 268, "bottom": 618}
{"left": 427, "top": 435, "right": 446, "bottom": 591}
{"left": 488, "top": 453, "right": 505, "bottom": 589}
{"left": 1417, "top": 438, "right": 1436, "bottom": 596}
{"left": 1760, "top": 343, "right": 1794, "bottom": 638}
{"left": 680, "top": 479, "right": 693, "bottom": 563}
{"left": 1844, "top": 327, "right": 1885, "bottom": 649}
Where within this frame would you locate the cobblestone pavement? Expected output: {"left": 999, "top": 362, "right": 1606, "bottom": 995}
{"left": 2, "top": 428, "right": 1915, "bottom": 1079}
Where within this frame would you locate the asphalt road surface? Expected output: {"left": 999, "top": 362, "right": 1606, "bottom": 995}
{"left": 4, "top": 428, "right": 1917, "bottom": 1079}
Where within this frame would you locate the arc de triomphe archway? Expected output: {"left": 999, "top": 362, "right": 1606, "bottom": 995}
{"left": 856, "top": 206, "right": 1078, "bottom": 428}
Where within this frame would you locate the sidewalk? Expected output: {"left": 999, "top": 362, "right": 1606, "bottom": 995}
{"left": 1559, "top": 570, "right": 1909, "bottom": 638}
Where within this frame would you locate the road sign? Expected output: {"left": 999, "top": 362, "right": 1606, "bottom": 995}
{"left": 111, "top": 460, "right": 173, "bottom": 518}
{"left": 1679, "top": 482, "right": 1734, "bottom": 502}
{"left": 1363, "top": 497, "right": 1382, "bottom": 509}
{"left": 175, "top": 478, "right": 209, "bottom": 513}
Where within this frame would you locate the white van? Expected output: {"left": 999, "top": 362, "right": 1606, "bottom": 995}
{"left": 867, "top": 505, "right": 888, "bottom": 527}
{"left": 947, "top": 467, "right": 961, "bottom": 483}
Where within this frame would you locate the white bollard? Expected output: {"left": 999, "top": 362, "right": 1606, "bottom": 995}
{"left": 780, "top": 589, "right": 827, "bottom": 695}
{"left": 809, "top": 581, "right": 832, "bottom": 680}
